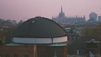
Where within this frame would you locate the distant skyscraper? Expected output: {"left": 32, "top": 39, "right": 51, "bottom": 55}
{"left": 52, "top": 6, "right": 85, "bottom": 25}
{"left": 98, "top": 16, "right": 101, "bottom": 22}
{"left": 89, "top": 12, "right": 97, "bottom": 22}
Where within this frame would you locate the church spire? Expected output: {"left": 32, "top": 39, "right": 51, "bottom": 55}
{"left": 61, "top": 5, "right": 63, "bottom": 13}
{"left": 59, "top": 6, "right": 65, "bottom": 17}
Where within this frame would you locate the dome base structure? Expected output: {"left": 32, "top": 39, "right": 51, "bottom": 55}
{"left": 0, "top": 43, "right": 67, "bottom": 57}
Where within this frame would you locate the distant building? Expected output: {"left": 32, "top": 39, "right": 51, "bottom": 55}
{"left": 65, "top": 28, "right": 79, "bottom": 44}
{"left": 0, "top": 31, "right": 5, "bottom": 45}
{"left": 75, "top": 22, "right": 99, "bottom": 36}
{"left": 98, "top": 16, "right": 101, "bottom": 22}
{"left": 6, "top": 20, "right": 12, "bottom": 22}
{"left": 12, "top": 20, "right": 17, "bottom": 25}
{"left": 52, "top": 6, "right": 85, "bottom": 25}
{"left": 0, "top": 19, "right": 5, "bottom": 22}
{"left": 18, "top": 20, "right": 24, "bottom": 25}
{"left": 88, "top": 18, "right": 96, "bottom": 22}
{"left": 88, "top": 12, "right": 97, "bottom": 22}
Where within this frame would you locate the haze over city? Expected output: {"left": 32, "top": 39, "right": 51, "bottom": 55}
{"left": 1, "top": 0, "right": 101, "bottom": 57}
{"left": 0, "top": 0, "right": 101, "bottom": 21}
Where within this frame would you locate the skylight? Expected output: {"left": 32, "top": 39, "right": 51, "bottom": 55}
{"left": 32, "top": 20, "right": 35, "bottom": 23}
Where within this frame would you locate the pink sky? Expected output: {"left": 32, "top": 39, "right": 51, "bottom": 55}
{"left": 0, "top": 0, "right": 101, "bottom": 22}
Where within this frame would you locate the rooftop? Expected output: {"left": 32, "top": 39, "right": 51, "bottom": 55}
{"left": 13, "top": 17, "right": 67, "bottom": 38}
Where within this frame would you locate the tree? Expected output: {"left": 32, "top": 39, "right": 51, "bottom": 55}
{"left": 81, "top": 24, "right": 101, "bottom": 40}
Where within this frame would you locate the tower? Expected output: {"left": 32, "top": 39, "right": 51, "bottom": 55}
{"left": 89, "top": 12, "right": 97, "bottom": 22}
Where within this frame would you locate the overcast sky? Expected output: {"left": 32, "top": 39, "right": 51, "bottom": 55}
{"left": 0, "top": 0, "right": 101, "bottom": 21}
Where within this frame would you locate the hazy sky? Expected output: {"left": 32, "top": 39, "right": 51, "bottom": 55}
{"left": 0, "top": 0, "right": 101, "bottom": 22}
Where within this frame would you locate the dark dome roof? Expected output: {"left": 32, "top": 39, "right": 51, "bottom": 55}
{"left": 13, "top": 17, "right": 67, "bottom": 38}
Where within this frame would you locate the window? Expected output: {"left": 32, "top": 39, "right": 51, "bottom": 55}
{"left": 31, "top": 20, "right": 35, "bottom": 23}
{"left": 14, "top": 54, "right": 18, "bottom": 57}
{"left": 73, "top": 36, "right": 76, "bottom": 41}
{"left": 54, "top": 50, "right": 57, "bottom": 57}
{"left": 6, "top": 54, "right": 9, "bottom": 57}
{"left": 69, "top": 36, "right": 72, "bottom": 41}
{"left": 68, "top": 37, "right": 69, "bottom": 40}
{"left": 77, "top": 37, "right": 79, "bottom": 40}
{"left": 23, "top": 55, "right": 29, "bottom": 57}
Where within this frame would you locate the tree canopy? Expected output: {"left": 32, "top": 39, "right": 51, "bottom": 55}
{"left": 81, "top": 24, "right": 101, "bottom": 40}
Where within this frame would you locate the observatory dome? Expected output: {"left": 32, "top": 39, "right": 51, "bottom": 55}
{"left": 12, "top": 17, "right": 67, "bottom": 44}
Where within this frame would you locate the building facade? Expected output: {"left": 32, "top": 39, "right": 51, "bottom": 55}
{"left": 98, "top": 16, "right": 101, "bottom": 22}
{"left": 89, "top": 12, "right": 97, "bottom": 22}
{"left": 65, "top": 28, "right": 79, "bottom": 44}
{"left": 0, "top": 44, "right": 67, "bottom": 57}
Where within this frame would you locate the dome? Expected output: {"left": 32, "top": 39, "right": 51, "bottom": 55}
{"left": 12, "top": 17, "right": 67, "bottom": 44}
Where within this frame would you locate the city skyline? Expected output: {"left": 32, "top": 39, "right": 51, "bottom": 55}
{"left": 0, "top": 0, "right": 101, "bottom": 22}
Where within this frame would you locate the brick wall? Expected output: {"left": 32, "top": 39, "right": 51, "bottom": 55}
{"left": 37, "top": 46, "right": 67, "bottom": 57}
{"left": 0, "top": 46, "right": 35, "bottom": 57}
{"left": 0, "top": 45, "right": 67, "bottom": 57}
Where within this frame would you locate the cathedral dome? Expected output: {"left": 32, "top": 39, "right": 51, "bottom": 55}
{"left": 12, "top": 17, "right": 67, "bottom": 44}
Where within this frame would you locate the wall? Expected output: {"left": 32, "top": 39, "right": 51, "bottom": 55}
{"left": 37, "top": 46, "right": 67, "bottom": 57}
{"left": 0, "top": 46, "right": 35, "bottom": 57}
